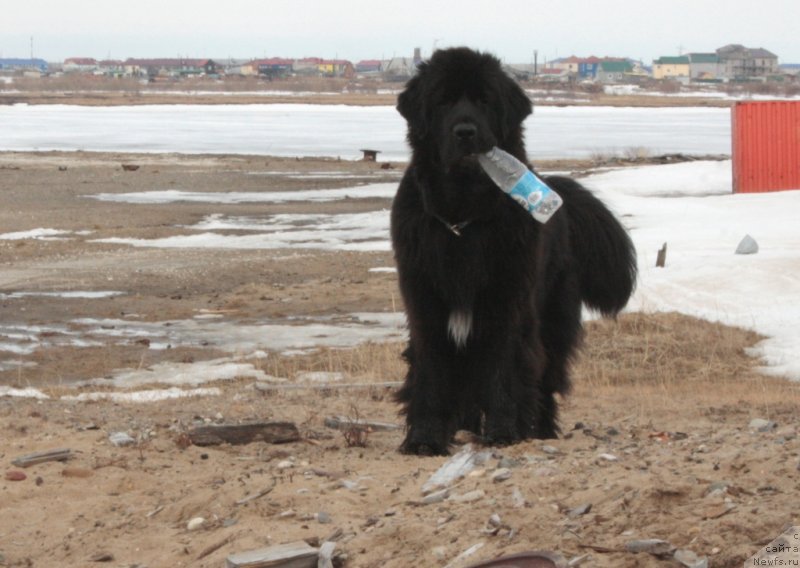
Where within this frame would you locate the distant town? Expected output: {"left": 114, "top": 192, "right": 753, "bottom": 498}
{"left": 1, "top": 44, "right": 798, "bottom": 86}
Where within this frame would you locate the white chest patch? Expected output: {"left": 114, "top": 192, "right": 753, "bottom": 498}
{"left": 448, "top": 310, "right": 473, "bottom": 348}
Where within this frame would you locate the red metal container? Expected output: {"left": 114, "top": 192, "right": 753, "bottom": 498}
{"left": 732, "top": 100, "right": 800, "bottom": 193}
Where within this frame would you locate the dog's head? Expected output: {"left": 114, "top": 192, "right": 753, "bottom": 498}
{"left": 397, "top": 47, "right": 532, "bottom": 170}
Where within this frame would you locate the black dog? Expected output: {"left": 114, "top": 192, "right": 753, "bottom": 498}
{"left": 390, "top": 48, "right": 637, "bottom": 456}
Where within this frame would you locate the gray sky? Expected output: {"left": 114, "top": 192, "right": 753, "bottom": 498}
{"left": 2, "top": 0, "right": 799, "bottom": 64}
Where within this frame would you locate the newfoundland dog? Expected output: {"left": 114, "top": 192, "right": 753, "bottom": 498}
{"left": 391, "top": 47, "right": 637, "bottom": 456}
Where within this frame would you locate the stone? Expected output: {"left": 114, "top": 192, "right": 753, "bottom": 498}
{"left": 735, "top": 234, "right": 759, "bottom": 255}
{"left": 626, "top": 539, "right": 674, "bottom": 557}
{"left": 568, "top": 503, "right": 593, "bottom": 518}
{"left": 187, "top": 517, "right": 206, "bottom": 531}
{"left": 225, "top": 541, "right": 317, "bottom": 568}
{"left": 109, "top": 432, "right": 136, "bottom": 447}
{"left": 421, "top": 444, "right": 493, "bottom": 494}
{"left": 510, "top": 486, "right": 527, "bottom": 508}
{"left": 422, "top": 488, "right": 450, "bottom": 505}
{"left": 5, "top": 470, "right": 27, "bottom": 481}
{"left": 749, "top": 418, "right": 777, "bottom": 432}
{"left": 318, "top": 541, "right": 336, "bottom": 568}
{"left": 491, "top": 468, "right": 512, "bottom": 483}
{"left": 674, "top": 548, "right": 709, "bottom": 568}
{"left": 449, "top": 489, "right": 485, "bottom": 503}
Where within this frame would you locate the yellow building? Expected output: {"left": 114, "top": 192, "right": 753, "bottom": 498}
{"left": 653, "top": 56, "right": 690, "bottom": 79}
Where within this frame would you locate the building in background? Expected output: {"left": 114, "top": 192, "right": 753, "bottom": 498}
{"left": 652, "top": 56, "right": 690, "bottom": 80}
{"left": 717, "top": 44, "right": 779, "bottom": 79}
{"left": 63, "top": 58, "right": 98, "bottom": 73}
{"left": 123, "top": 59, "right": 218, "bottom": 79}
{"left": 686, "top": 53, "right": 722, "bottom": 81}
{"left": 596, "top": 60, "right": 635, "bottom": 83}
{"left": 0, "top": 58, "right": 48, "bottom": 75}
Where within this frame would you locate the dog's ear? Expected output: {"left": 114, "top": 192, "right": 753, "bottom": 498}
{"left": 501, "top": 79, "right": 533, "bottom": 138}
{"left": 397, "top": 71, "right": 428, "bottom": 138}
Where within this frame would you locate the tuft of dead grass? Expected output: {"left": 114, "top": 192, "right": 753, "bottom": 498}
{"left": 576, "top": 311, "right": 800, "bottom": 418}
{"left": 257, "top": 312, "right": 800, "bottom": 417}
{"left": 579, "top": 311, "right": 763, "bottom": 388}
{"left": 260, "top": 341, "right": 406, "bottom": 383}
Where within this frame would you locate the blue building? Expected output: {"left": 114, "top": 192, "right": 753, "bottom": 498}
{"left": 0, "top": 58, "right": 49, "bottom": 72}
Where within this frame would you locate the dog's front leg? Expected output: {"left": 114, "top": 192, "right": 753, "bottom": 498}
{"left": 398, "top": 330, "right": 463, "bottom": 456}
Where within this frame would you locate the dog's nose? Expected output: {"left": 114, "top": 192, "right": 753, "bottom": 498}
{"left": 453, "top": 122, "right": 478, "bottom": 140}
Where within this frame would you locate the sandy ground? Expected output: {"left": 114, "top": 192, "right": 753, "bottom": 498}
{"left": 1, "top": 152, "right": 799, "bottom": 568}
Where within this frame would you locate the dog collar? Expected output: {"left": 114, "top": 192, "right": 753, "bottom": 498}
{"left": 432, "top": 214, "right": 473, "bottom": 237}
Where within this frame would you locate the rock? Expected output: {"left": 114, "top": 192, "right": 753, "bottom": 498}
{"left": 187, "top": 517, "right": 206, "bottom": 531}
{"left": 318, "top": 541, "right": 336, "bottom": 568}
{"left": 674, "top": 548, "right": 709, "bottom": 568}
{"left": 316, "top": 511, "right": 332, "bottom": 524}
{"left": 510, "top": 486, "right": 527, "bottom": 508}
{"left": 541, "top": 445, "right": 560, "bottom": 455}
{"left": 225, "top": 541, "right": 318, "bottom": 568}
{"left": 5, "top": 470, "right": 27, "bottom": 481}
{"left": 491, "top": 468, "right": 512, "bottom": 483}
{"left": 704, "top": 481, "right": 731, "bottom": 498}
{"left": 597, "top": 453, "right": 618, "bottom": 462}
{"left": 625, "top": 539, "right": 674, "bottom": 557}
{"left": 431, "top": 546, "right": 448, "bottom": 560}
{"left": 735, "top": 234, "right": 759, "bottom": 255}
{"left": 276, "top": 460, "right": 295, "bottom": 470}
{"left": 422, "top": 488, "right": 450, "bottom": 505}
{"left": 488, "top": 513, "right": 502, "bottom": 527}
{"left": 567, "top": 503, "right": 593, "bottom": 518}
{"left": 449, "top": 489, "right": 485, "bottom": 503}
{"left": 109, "top": 432, "right": 136, "bottom": 447}
{"left": 498, "top": 456, "right": 522, "bottom": 469}
{"left": 748, "top": 418, "right": 777, "bottom": 432}
{"left": 421, "top": 444, "right": 493, "bottom": 494}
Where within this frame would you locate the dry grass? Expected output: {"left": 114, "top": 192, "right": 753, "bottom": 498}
{"left": 255, "top": 311, "right": 800, "bottom": 413}
{"left": 577, "top": 312, "right": 800, "bottom": 419}
{"left": 259, "top": 341, "right": 406, "bottom": 383}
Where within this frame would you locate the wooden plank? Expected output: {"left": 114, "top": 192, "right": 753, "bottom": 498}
{"left": 188, "top": 422, "right": 299, "bottom": 447}
{"left": 254, "top": 381, "right": 401, "bottom": 393}
{"left": 11, "top": 448, "right": 72, "bottom": 468}
{"left": 225, "top": 541, "right": 317, "bottom": 568}
{"left": 324, "top": 415, "right": 401, "bottom": 432}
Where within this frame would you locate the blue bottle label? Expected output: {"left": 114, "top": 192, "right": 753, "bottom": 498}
{"left": 508, "top": 171, "right": 561, "bottom": 219}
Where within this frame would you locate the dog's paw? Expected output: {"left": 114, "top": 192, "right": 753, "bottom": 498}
{"left": 399, "top": 437, "right": 450, "bottom": 456}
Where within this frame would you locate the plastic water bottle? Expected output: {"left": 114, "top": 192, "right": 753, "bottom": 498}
{"left": 478, "top": 147, "right": 563, "bottom": 223}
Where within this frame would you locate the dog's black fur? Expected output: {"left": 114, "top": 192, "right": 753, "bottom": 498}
{"left": 390, "top": 48, "right": 637, "bottom": 456}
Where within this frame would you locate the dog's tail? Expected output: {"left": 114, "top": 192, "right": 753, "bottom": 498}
{"left": 547, "top": 176, "right": 637, "bottom": 317}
